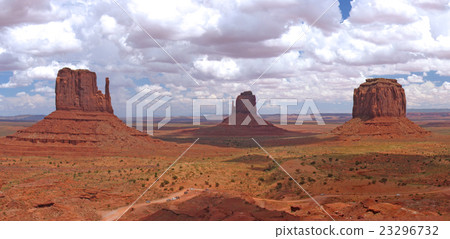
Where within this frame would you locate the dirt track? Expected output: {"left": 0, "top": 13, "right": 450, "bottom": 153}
{"left": 101, "top": 187, "right": 450, "bottom": 221}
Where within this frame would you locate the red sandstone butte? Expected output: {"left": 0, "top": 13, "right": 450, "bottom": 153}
{"left": 194, "top": 91, "right": 288, "bottom": 136}
{"left": 3, "top": 67, "right": 157, "bottom": 152}
{"left": 353, "top": 78, "right": 406, "bottom": 120}
{"left": 56, "top": 67, "right": 113, "bottom": 113}
{"left": 333, "top": 78, "right": 430, "bottom": 138}
{"left": 235, "top": 91, "right": 256, "bottom": 114}
{"left": 221, "top": 91, "right": 269, "bottom": 127}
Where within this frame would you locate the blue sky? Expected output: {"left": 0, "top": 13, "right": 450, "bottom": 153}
{"left": 0, "top": 0, "right": 449, "bottom": 117}
{"left": 338, "top": 0, "right": 352, "bottom": 21}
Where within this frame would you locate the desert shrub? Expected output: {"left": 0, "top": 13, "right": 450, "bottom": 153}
{"left": 379, "top": 178, "right": 387, "bottom": 184}
{"left": 264, "top": 163, "right": 276, "bottom": 172}
{"left": 275, "top": 182, "right": 282, "bottom": 190}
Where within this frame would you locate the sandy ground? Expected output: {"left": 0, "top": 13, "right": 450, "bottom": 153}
{"left": 0, "top": 114, "right": 449, "bottom": 220}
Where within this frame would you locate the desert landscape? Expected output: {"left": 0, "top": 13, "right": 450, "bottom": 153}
{"left": 0, "top": 70, "right": 448, "bottom": 221}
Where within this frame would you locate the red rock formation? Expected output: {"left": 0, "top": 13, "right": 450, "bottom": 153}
{"left": 353, "top": 78, "right": 405, "bottom": 120}
{"left": 56, "top": 68, "right": 113, "bottom": 113}
{"left": 235, "top": 91, "right": 256, "bottom": 114}
{"left": 333, "top": 78, "right": 429, "bottom": 138}
{"left": 6, "top": 110, "right": 151, "bottom": 146}
{"left": 138, "top": 193, "right": 300, "bottom": 221}
{"left": 221, "top": 91, "right": 269, "bottom": 127}
{"left": 194, "top": 91, "right": 288, "bottom": 136}
{"left": 3, "top": 67, "right": 160, "bottom": 152}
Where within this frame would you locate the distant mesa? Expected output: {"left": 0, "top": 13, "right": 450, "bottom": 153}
{"left": 352, "top": 78, "right": 405, "bottom": 119}
{"left": 3, "top": 67, "right": 157, "bottom": 153}
{"left": 221, "top": 91, "right": 268, "bottom": 127}
{"left": 333, "top": 78, "right": 430, "bottom": 138}
{"left": 194, "top": 91, "right": 289, "bottom": 136}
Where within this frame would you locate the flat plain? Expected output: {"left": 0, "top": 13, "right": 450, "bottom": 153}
{"left": 0, "top": 113, "right": 449, "bottom": 220}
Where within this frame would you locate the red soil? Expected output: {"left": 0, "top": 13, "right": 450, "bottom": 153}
{"left": 332, "top": 117, "right": 431, "bottom": 138}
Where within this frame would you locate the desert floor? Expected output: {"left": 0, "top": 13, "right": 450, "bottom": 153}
{"left": 0, "top": 114, "right": 449, "bottom": 221}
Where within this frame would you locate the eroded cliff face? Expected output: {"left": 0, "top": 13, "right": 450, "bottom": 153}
{"left": 55, "top": 68, "right": 113, "bottom": 113}
{"left": 221, "top": 91, "right": 269, "bottom": 127}
{"left": 193, "top": 91, "right": 287, "bottom": 136}
{"left": 4, "top": 68, "right": 160, "bottom": 148}
{"left": 352, "top": 78, "right": 406, "bottom": 120}
{"left": 235, "top": 91, "right": 257, "bottom": 114}
{"left": 333, "top": 78, "right": 429, "bottom": 138}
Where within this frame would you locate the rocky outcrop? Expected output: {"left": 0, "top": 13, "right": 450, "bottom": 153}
{"left": 235, "top": 91, "right": 256, "bottom": 114}
{"left": 138, "top": 193, "right": 301, "bottom": 221}
{"left": 55, "top": 68, "right": 113, "bottom": 113}
{"left": 6, "top": 110, "right": 151, "bottom": 146}
{"left": 333, "top": 78, "right": 429, "bottom": 138}
{"left": 353, "top": 78, "right": 405, "bottom": 120}
{"left": 221, "top": 91, "right": 268, "bottom": 127}
{"left": 194, "top": 91, "right": 288, "bottom": 136}
{"left": 4, "top": 67, "right": 160, "bottom": 151}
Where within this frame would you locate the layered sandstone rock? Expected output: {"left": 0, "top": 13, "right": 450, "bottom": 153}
{"left": 235, "top": 91, "right": 256, "bottom": 114}
{"left": 221, "top": 91, "right": 269, "bottom": 127}
{"left": 137, "top": 192, "right": 301, "bottom": 221}
{"left": 4, "top": 67, "right": 158, "bottom": 151}
{"left": 55, "top": 68, "right": 113, "bottom": 113}
{"left": 353, "top": 78, "right": 405, "bottom": 120}
{"left": 333, "top": 78, "right": 429, "bottom": 138}
{"left": 6, "top": 110, "right": 151, "bottom": 146}
{"left": 195, "top": 91, "right": 288, "bottom": 136}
